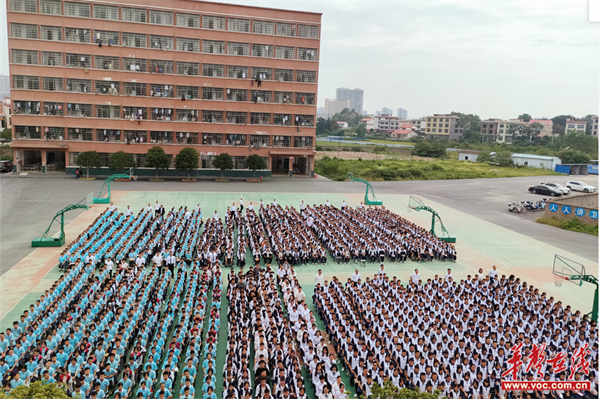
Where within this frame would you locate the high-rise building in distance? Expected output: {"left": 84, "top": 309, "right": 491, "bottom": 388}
{"left": 324, "top": 98, "right": 350, "bottom": 117}
{"left": 381, "top": 107, "right": 393, "bottom": 116}
{"left": 397, "top": 108, "right": 408, "bottom": 119}
{"left": 335, "top": 87, "right": 363, "bottom": 114}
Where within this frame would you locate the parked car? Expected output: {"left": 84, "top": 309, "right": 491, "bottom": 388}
{"left": 540, "top": 182, "right": 570, "bottom": 195}
{"left": 566, "top": 181, "right": 597, "bottom": 193}
{"left": 0, "top": 160, "right": 13, "bottom": 173}
{"left": 528, "top": 185, "right": 563, "bottom": 196}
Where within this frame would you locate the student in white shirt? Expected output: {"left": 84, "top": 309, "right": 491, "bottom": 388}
{"left": 154, "top": 201, "right": 160, "bottom": 216}
{"left": 325, "top": 200, "right": 331, "bottom": 207}
{"left": 239, "top": 198, "right": 244, "bottom": 213}
{"left": 259, "top": 199, "right": 264, "bottom": 208}
{"left": 213, "top": 210, "right": 219, "bottom": 220}
{"left": 444, "top": 269, "right": 453, "bottom": 283}
{"left": 146, "top": 203, "right": 153, "bottom": 213}
{"left": 272, "top": 198, "right": 277, "bottom": 206}
{"left": 340, "top": 200, "right": 347, "bottom": 209}
{"left": 125, "top": 206, "right": 133, "bottom": 216}
{"left": 351, "top": 270, "right": 361, "bottom": 283}
{"left": 410, "top": 269, "right": 421, "bottom": 285}
{"left": 109, "top": 203, "right": 116, "bottom": 212}
{"left": 315, "top": 270, "right": 325, "bottom": 286}
{"left": 247, "top": 202, "right": 254, "bottom": 212}
{"left": 105, "top": 257, "right": 114, "bottom": 277}
{"left": 488, "top": 265, "right": 498, "bottom": 279}
{"left": 135, "top": 255, "right": 146, "bottom": 268}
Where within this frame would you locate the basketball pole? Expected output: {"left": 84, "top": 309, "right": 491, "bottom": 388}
{"left": 570, "top": 274, "right": 599, "bottom": 322}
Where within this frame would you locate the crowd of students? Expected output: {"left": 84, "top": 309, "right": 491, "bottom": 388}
{"left": 314, "top": 268, "right": 598, "bottom": 399}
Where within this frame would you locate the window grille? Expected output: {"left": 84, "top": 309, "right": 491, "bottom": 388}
{"left": 201, "top": 133, "right": 223, "bottom": 145}
{"left": 176, "top": 132, "right": 199, "bottom": 144}
{"left": 276, "top": 22, "right": 296, "bottom": 37}
{"left": 150, "top": 60, "right": 173, "bottom": 74}
{"left": 273, "top": 135, "right": 291, "bottom": 147}
{"left": 66, "top": 78, "right": 91, "bottom": 93}
{"left": 296, "top": 70, "right": 316, "bottom": 83}
{"left": 202, "top": 15, "right": 225, "bottom": 30}
{"left": 150, "top": 131, "right": 173, "bottom": 143}
{"left": 201, "top": 155, "right": 215, "bottom": 168}
{"left": 14, "top": 101, "right": 40, "bottom": 115}
{"left": 176, "top": 13, "right": 199, "bottom": 28}
{"left": 232, "top": 156, "right": 246, "bottom": 169}
{"left": 40, "top": 0, "right": 61, "bottom": 15}
{"left": 123, "top": 57, "right": 147, "bottom": 72}
{"left": 45, "top": 126, "right": 64, "bottom": 140}
{"left": 276, "top": 46, "right": 295, "bottom": 60}
{"left": 250, "top": 113, "right": 271, "bottom": 125}
{"left": 64, "top": 2, "right": 90, "bottom": 17}
{"left": 15, "top": 126, "right": 41, "bottom": 139}
{"left": 226, "top": 89, "right": 247, "bottom": 102}
{"left": 123, "top": 82, "right": 146, "bottom": 96}
{"left": 275, "top": 69, "right": 294, "bottom": 82}
{"left": 203, "top": 40, "right": 225, "bottom": 54}
{"left": 274, "top": 91, "right": 293, "bottom": 104}
{"left": 95, "top": 81, "right": 119, "bottom": 95}
{"left": 123, "top": 106, "right": 147, "bottom": 120}
{"left": 41, "top": 25, "right": 62, "bottom": 41}
{"left": 226, "top": 112, "right": 247, "bottom": 124}
{"left": 12, "top": 49, "right": 38, "bottom": 65}
{"left": 150, "top": 35, "right": 173, "bottom": 50}
{"left": 227, "top": 65, "right": 248, "bottom": 79}
{"left": 42, "top": 51, "right": 63, "bottom": 66}
{"left": 295, "top": 92, "right": 315, "bottom": 105}
{"left": 176, "top": 109, "right": 199, "bottom": 122}
{"left": 149, "top": 10, "right": 174, "bottom": 25}
{"left": 177, "top": 61, "right": 199, "bottom": 76}
{"left": 43, "top": 102, "right": 63, "bottom": 116}
{"left": 251, "top": 90, "right": 271, "bottom": 103}
{"left": 150, "top": 84, "right": 174, "bottom": 98}
{"left": 228, "top": 18, "right": 249, "bottom": 32}
{"left": 65, "top": 53, "right": 91, "bottom": 68}
{"left": 274, "top": 113, "right": 292, "bottom": 126}
{"left": 8, "top": 0, "right": 37, "bottom": 13}
{"left": 121, "top": 7, "right": 146, "bottom": 23}
{"left": 298, "top": 25, "right": 319, "bottom": 38}
{"left": 202, "top": 87, "right": 223, "bottom": 101}
{"left": 178, "top": 86, "right": 199, "bottom": 100}
{"left": 96, "top": 129, "right": 121, "bottom": 142}
{"left": 202, "top": 63, "right": 224, "bottom": 77}
{"left": 95, "top": 55, "right": 119, "bottom": 70}
{"left": 177, "top": 37, "right": 199, "bottom": 52}
{"left": 150, "top": 108, "right": 174, "bottom": 121}
{"left": 66, "top": 103, "right": 92, "bottom": 117}
{"left": 11, "top": 23, "right": 38, "bottom": 39}
{"left": 252, "top": 20, "right": 274, "bottom": 35}
{"left": 14, "top": 75, "right": 40, "bottom": 90}
{"left": 228, "top": 42, "right": 249, "bottom": 56}
{"left": 93, "top": 5, "right": 118, "bottom": 20}
{"left": 122, "top": 32, "right": 146, "bottom": 48}
{"left": 201, "top": 110, "right": 223, "bottom": 123}
{"left": 95, "top": 30, "right": 119, "bottom": 46}
{"left": 250, "top": 135, "right": 269, "bottom": 147}
{"left": 43, "top": 77, "right": 63, "bottom": 91}
{"left": 251, "top": 44, "right": 273, "bottom": 58}
{"left": 226, "top": 134, "right": 246, "bottom": 146}
{"left": 298, "top": 48, "right": 318, "bottom": 61}
{"left": 124, "top": 130, "right": 148, "bottom": 143}
{"left": 68, "top": 128, "right": 93, "bottom": 141}
{"left": 295, "top": 114, "right": 315, "bottom": 126}
{"left": 65, "top": 27, "right": 90, "bottom": 43}
{"left": 252, "top": 67, "right": 272, "bottom": 80}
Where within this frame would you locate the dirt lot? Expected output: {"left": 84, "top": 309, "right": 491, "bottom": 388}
{"left": 315, "top": 151, "right": 432, "bottom": 161}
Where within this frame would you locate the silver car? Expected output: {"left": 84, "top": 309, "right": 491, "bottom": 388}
{"left": 541, "top": 182, "right": 570, "bottom": 195}
{"left": 566, "top": 181, "right": 597, "bottom": 193}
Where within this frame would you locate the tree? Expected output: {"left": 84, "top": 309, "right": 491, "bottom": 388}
{"left": 0, "top": 128, "right": 12, "bottom": 142}
{"left": 332, "top": 108, "right": 363, "bottom": 127}
{"left": 109, "top": 151, "right": 136, "bottom": 173}
{"left": 452, "top": 112, "right": 481, "bottom": 138}
{"left": 518, "top": 113, "right": 532, "bottom": 122}
{"left": 6, "top": 381, "right": 76, "bottom": 399}
{"left": 175, "top": 147, "right": 199, "bottom": 179}
{"left": 1, "top": 154, "right": 13, "bottom": 162}
{"left": 145, "top": 146, "right": 171, "bottom": 179}
{"left": 509, "top": 122, "right": 543, "bottom": 143}
{"left": 367, "top": 380, "right": 443, "bottom": 399}
{"left": 476, "top": 150, "right": 493, "bottom": 163}
{"left": 354, "top": 124, "right": 368, "bottom": 138}
{"left": 494, "top": 151, "right": 514, "bottom": 167}
{"left": 245, "top": 154, "right": 267, "bottom": 177}
{"left": 76, "top": 151, "right": 101, "bottom": 178}
{"left": 559, "top": 149, "right": 591, "bottom": 164}
{"left": 411, "top": 139, "right": 447, "bottom": 158}
{"left": 460, "top": 130, "right": 482, "bottom": 144}
{"left": 212, "top": 153, "right": 233, "bottom": 178}
{"left": 316, "top": 117, "right": 329, "bottom": 135}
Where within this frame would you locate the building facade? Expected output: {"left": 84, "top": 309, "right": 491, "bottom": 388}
{"left": 323, "top": 98, "right": 349, "bottom": 118}
{"left": 380, "top": 107, "right": 392, "bottom": 116}
{"left": 397, "top": 108, "right": 407, "bottom": 119}
{"left": 592, "top": 116, "right": 598, "bottom": 136}
{"left": 7, "top": 0, "right": 321, "bottom": 175}
{"left": 363, "top": 114, "right": 403, "bottom": 133}
{"left": 565, "top": 118, "right": 587, "bottom": 134}
{"left": 425, "top": 114, "right": 463, "bottom": 140}
{"left": 335, "top": 87, "right": 363, "bottom": 114}
{"left": 528, "top": 119, "right": 553, "bottom": 137}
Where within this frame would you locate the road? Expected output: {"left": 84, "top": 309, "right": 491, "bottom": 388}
{"left": 0, "top": 173, "right": 597, "bottom": 275}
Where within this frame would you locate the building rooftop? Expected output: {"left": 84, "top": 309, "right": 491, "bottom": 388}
{"left": 510, "top": 153, "right": 560, "bottom": 160}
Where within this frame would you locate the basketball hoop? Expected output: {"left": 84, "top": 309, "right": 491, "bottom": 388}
{"left": 554, "top": 275, "right": 568, "bottom": 287}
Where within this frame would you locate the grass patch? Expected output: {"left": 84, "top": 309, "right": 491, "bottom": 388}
{"left": 536, "top": 216, "right": 598, "bottom": 236}
{"left": 315, "top": 157, "right": 562, "bottom": 181}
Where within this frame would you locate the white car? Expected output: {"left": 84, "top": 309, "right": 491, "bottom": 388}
{"left": 566, "top": 181, "right": 597, "bottom": 193}
{"left": 541, "top": 182, "right": 570, "bottom": 195}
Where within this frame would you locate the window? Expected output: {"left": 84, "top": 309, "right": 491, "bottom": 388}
{"left": 176, "top": 132, "right": 199, "bottom": 144}
{"left": 65, "top": 27, "right": 90, "bottom": 43}
{"left": 298, "top": 24, "right": 319, "bottom": 38}
{"left": 42, "top": 51, "right": 63, "bottom": 66}
{"left": 276, "top": 46, "right": 295, "bottom": 59}
{"left": 251, "top": 113, "right": 271, "bottom": 125}
{"left": 226, "top": 89, "right": 247, "bottom": 102}
{"left": 251, "top": 90, "right": 271, "bottom": 103}
{"left": 252, "top": 20, "right": 274, "bottom": 35}
{"left": 203, "top": 15, "right": 225, "bottom": 30}
{"left": 95, "top": 81, "right": 119, "bottom": 95}
{"left": 202, "top": 87, "right": 223, "bottom": 101}
{"left": 150, "top": 35, "right": 173, "bottom": 50}
{"left": 150, "top": 108, "right": 174, "bottom": 121}
{"left": 14, "top": 101, "right": 40, "bottom": 115}
{"left": 226, "top": 111, "right": 247, "bottom": 124}
{"left": 149, "top": 10, "right": 174, "bottom": 25}
{"left": 228, "top": 18, "right": 250, "bottom": 32}
{"left": 150, "top": 60, "right": 173, "bottom": 74}
{"left": 201, "top": 155, "right": 215, "bottom": 168}
{"left": 176, "top": 109, "right": 199, "bottom": 122}
{"left": 232, "top": 156, "right": 246, "bottom": 169}
{"left": 44, "top": 127, "right": 63, "bottom": 141}
{"left": 176, "top": 13, "right": 199, "bottom": 28}
{"left": 203, "top": 63, "right": 224, "bottom": 77}
{"left": 124, "top": 130, "right": 148, "bottom": 143}
{"left": 177, "top": 37, "right": 199, "bottom": 52}
{"left": 9, "top": 0, "right": 37, "bottom": 12}
{"left": 123, "top": 57, "right": 147, "bottom": 72}
{"left": 274, "top": 113, "right": 292, "bottom": 126}
{"left": 294, "top": 136, "right": 313, "bottom": 148}
{"left": 273, "top": 135, "right": 291, "bottom": 147}
{"left": 178, "top": 61, "right": 199, "bottom": 76}
{"left": 295, "top": 92, "right": 315, "bottom": 105}
{"left": 226, "top": 134, "right": 246, "bottom": 146}
{"left": 12, "top": 49, "right": 38, "bottom": 65}
{"left": 94, "top": 5, "right": 118, "bottom": 20}
{"left": 227, "top": 65, "right": 248, "bottom": 79}
{"left": 228, "top": 42, "right": 249, "bottom": 56}
{"left": 15, "top": 126, "right": 41, "bottom": 139}
{"left": 68, "top": 128, "right": 93, "bottom": 141}
{"left": 95, "top": 30, "right": 119, "bottom": 45}
{"left": 567, "top": 124, "right": 575, "bottom": 129}
{"left": 203, "top": 40, "right": 225, "bottom": 54}
{"left": 297, "top": 48, "right": 318, "bottom": 61}
{"left": 295, "top": 114, "right": 314, "bottom": 126}
{"left": 122, "top": 7, "right": 146, "bottom": 23}
{"left": 67, "top": 103, "right": 92, "bottom": 117}
{"left": 177, "top": 86, "right": 199, "bottom": 100}
{"left": 64, "top": 2, "right": 90, "bottom": 17}
{"left": 40, "top": 0, "right": 61, "bottom": 15}
{"left": 66, "top": 78, "right": 91, "bottom": 93}
{"left": 150, "top": 84, "right": 173, "bottom": 97}
{"left": 65, "top": 53, "right": 91, "bottom": 68}
{"left": 201, "top": 133, "right": 223, "bottom": 145}
{"left": 95, "top": 55, "right": 119, "bottom": 70}
{"left": 252, "top": 67, "right": 272, "bottom": 80}
{"left": 201, "top": 110, "right": 223, "bottom": 123}
{"left": 250, "top": 135, "right": 269, "bottom": 148}
{"left": 251, "top": 44, "right": 273, "bottom": 58}
{"left": 122, "top": 32, "right": 147, "bottom": 48}
{"left": 577, "top": 124, "right": 585, "bottom": 129}
{"left": 296, "top": 70, "right": 316, "bottom": 83}
{"left": 275, "top": 69, "right": 294, "bottom": 82}
{"left": 41, "top": 26, "right": 62, "bottom": 41}
{"left": 123, "top": 82, "right": 146, "bottom": 96}
{"left": 276, "top": 22, "right": 296, "bottom": 37}
{"left": 123, "top": 106, "right": 147, "bottom": 119}
{"left": 11, "top": 23, "right": 38, "bottom": 39}
{"left": 42, "top": 77, "right": 63, "bottom": 91}
{"left": 274, "top": 91, "right": 292, "bottom": 104}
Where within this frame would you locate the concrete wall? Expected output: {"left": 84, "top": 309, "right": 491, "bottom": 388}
{"left": 458, "top": 153, "right": 478, "bottom": 162}
{"left": 545, "top": 193, "right": 598, "bottom": 226}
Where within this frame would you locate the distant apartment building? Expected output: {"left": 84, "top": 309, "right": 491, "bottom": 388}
{"left": 363, "top": 114, "right": 403, "bottom": 133}
{"left": 491, "top": 119, "right": 527, "bottom": 144}
{"left": 425, "top": 114, "right": 463, "bottom": 140}
{"left": 565, "top": 118, "right": 587, "bottom": 133}
{"left": 1, "top": 99, "right": 12, "bottom": 129}
{"left": 592, "top": 116, "right": 598, "bottom": 136}
{"left": 335, "top": 87, "right": 363, "bottom": 114}
{"left": 397, "top": 108, "right": 407, "bottom": 119}
{"left": 0, "top": 75, "right": 10, "bottom": 98}
{"left": 324, "top": 98, "right": 350, "bottom": 118}
{"left": 480, "top": 119, "right": 502, "bottom": 142}
{"left": 409, "top": 117, "right": 426, "bottom": 134}
{"left": 381, "top": 107, "right": 393, "bottom": 116}
{"left": 529, "top": 119, "right": 553, "bottom": 137}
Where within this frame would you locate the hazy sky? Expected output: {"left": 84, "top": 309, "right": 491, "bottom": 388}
{"left": 1, "top": 0, "right": 598, "bottom": 119}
